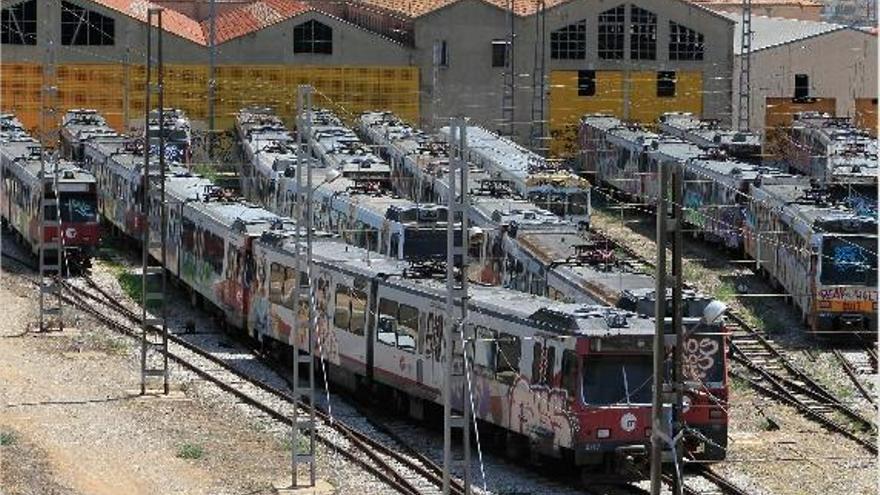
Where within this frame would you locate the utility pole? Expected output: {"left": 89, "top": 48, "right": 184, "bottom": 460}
{"left": 737, "top": 0, "right": 752, "bottom": 130}
{"left": 208, "top": 0, "right": 216, "bottom": 159}
{"left": 501, "top": 0, "right": 516, "bottom": 137}
{"left": 529, "top": 0, "right": 547, "bottom": 155}
{"left": 140, "top": 8, "right": 170, "bottom": 395}
{"left": 443, "top": 117, "right": 472, "bottom": 495}
{"left": 290, "top": 84, "right": 317, "bottom": 489}
{"left": 38, "top": 1, "right": 62, "bottom": 331}
{"left": 650, "top": 160, "right": 685, "bottom": 495}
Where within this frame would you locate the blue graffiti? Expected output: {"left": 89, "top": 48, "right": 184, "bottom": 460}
{"left": 844, "top": 192, "right": 877, "bottom": 218}
{"left": 833, "top": 244, "right": 868, "bottom": 273}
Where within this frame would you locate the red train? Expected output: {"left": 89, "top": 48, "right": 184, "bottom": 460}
{"left": 0, "top": 116, "right": 99, "bottom": 271}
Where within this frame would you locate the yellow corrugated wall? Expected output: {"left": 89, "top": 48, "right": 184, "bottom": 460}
{"left": 549, "top": 70, "right": 703, "bottom": 157}
{"left": 1, "top": 63, "right": 420, "bottom": 133}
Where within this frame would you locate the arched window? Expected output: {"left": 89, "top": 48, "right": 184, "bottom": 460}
{"left": 630, "top": 6, "right": 656, "bottom": 60}
{"left": 597, "top": 6, "right": 624, "bottom": 60}
{"left": 293, "top": 20, "right": 332, "bottom": 54}
{"left": 550, "top": 20, "right": 586, "bottom": 60}
{"left": 1, "top": 0, "right": 37, "bottom": 45}
{"left": 61, "top": 1, "right": 114, "bottom": 46}
{"left": 669, "top": 21, "right": 704, "bottom": 61}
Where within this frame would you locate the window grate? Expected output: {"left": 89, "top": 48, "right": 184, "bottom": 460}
{"left": 293, "top": 20, "right": 332, "bottom": 54}
{"left": 630, "top": 6, "right": 656, "bottom": 61}
{"left": 1, "top": 0, "right": 37, "bottom": 45}
{"left": 597, "top": 6, "right": 624, "bottom": 60}
{"left": 669, "top": 21, "right": 704, "bottom": 61}
{"left": 550, "top": 19, "right": 586, "bottom": 60}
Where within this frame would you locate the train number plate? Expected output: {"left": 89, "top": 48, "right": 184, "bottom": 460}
{"left": 842, "top": 302, "right": 860, "bottom": 312}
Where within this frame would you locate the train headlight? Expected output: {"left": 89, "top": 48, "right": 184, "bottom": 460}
{"left": 597, "top": 428, "right": 610, "bottom": 439}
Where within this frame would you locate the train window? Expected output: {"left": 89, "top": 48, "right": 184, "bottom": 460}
{"left": 377, "top": 298, "right": 398, "bottom": 346}
{"left": 583, "top": 355, "right": 652, "bottom": 405}
{"left": 820, "top": 236, "right": 878, "bottom": 286}
{"left": 203, "top": 230, "right": 224, "bottom": 274}
{"left": 473, "top": 326, "right": 496, "bottom": 373}
{"left": 561, "top": 350, "right": 579, "bottom": 398}
{"left": 495, "top": 333, "right": 520, "bottom": 383}
{"left": 531, "top": 342, "right": 543, "bottom": 384}
{"left": 544, "top": 346, "right": 556, "bottom": 386}
{"left": 43, "top": 204, "right": 58, "bottom": 221}
{"left": 349, "top": 289, "right": 367, "bottom": 336}
{"left": 181, "top": 218, "right": 195, "bottom": 253}
{"left": 282, "top": 267, "right": 297, "bottom": 310}
{"left": 269, "top": 263, "right": 284, "bottom": 304}
{"left": 397, "top": 304, "right": 419, "bottom": 353}
{"left": 334, "top": 284, "right": 351, "bottom": 331}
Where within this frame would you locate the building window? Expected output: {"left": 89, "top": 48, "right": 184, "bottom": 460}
{"left": 794, "top": 73, "right": 809, "bottom": 100}
{"left": 578, "top": 70, "right": 596, "bottom": 96}
{"left": 630, "top": 6, "right": 656, "bottom": 60}
{"left": 550, "top": 20, "right": 586, "bottom": 60}
{"left": 61, "top": 1, "right": 114, "bottom": 46}
{"left": 491, "top": 39, "right": 509, "bottom": 67}
{"left": 434, "top": 39, "right": 448, "bottom": 67}
{"left": 657, "top": 71, "right": 676, "bottom": 97}
{"left": 597, "top": 6, "right": 624, "bottom": 60}
{"left": 1, "top": 0, "right": 37, "bottom": 45}
{"left": 668, "top": 22, "right": 704, "bottom": 61}
{"left": 293, "top": 20, "right": 332, "bottom": 54}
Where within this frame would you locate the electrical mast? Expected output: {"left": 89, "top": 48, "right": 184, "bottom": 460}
{"left": 443, "top": 118, "right": 472, "bottom": 495}
{"left": 529, "top": 0, "right": 547, "bottom": 155}
{"left": 501, "top": 0, "right": 516, "bottom": 137}
{"left": 737, "top": 0, "right": 752, "bottom": 130}
{"left": 140, "top": 8, "right": 170, "bottom": 395}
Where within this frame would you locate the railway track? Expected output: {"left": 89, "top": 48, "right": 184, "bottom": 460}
{"left": 832, "top": 349, "right": 877, "bottom": 408}
{"left": 590, "top": 227, "right": 879, "bottom": 456}
{"left": 59, "top": 276, "right": 468, "bottom": 495}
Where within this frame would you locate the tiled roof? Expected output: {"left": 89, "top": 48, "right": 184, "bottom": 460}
{"left": 202, "top": 0, "right": 312, "bottom": 44}
{"left": 93, "top": 0, "right": 206, "bottom": 44}
{"left": 349, "top": 0, "right": 569, "bottom": 17}
{"left": 726, "top": 13, "right": 851, "bottom": 54}
{"left": 694, "top": 0, "right": 821, "bottom": 6}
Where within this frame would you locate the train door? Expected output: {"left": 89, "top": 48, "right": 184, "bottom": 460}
{"left": 328, "top": 275, "right": 368, "bottom": 372}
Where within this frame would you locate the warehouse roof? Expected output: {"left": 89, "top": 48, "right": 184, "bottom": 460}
{"left": 728, "top": 13, "right": 854, "bottom": 54}
{"left": 354, "top": 0, "right": 732, "bottom": 18}
{"left": 200, "top": 0, "right": 312, "bottom": 44}
{"left": 93, "top": 0, "right": 207, "bottom": 44}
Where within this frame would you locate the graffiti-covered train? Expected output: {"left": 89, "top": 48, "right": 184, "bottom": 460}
{"left": 57, "top": 110, "right": 730, "bottom": 481}
{"left": 235, "top": 108, "right": 452, "bottom": 262}
{"left": 0, "top": 115, "right": 100, "bottom": 271}
{"left": 579, "top": 113, "right": 878, "bottom": 335}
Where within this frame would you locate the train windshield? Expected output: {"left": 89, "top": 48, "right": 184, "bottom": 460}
{"left": 583, "top": 355, "right": 652, "bottom": 405}
{"left": 567, "top": 191, "right": 589, "bottom": 216}
{"left": 820, "top": 236, "right": 878, "bottom": 285}
{"left": 61, "top": 194, "right": 98, "bottom": 223}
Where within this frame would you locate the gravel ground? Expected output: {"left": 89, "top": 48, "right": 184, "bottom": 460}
{"left": 590, "top": 206, "right": 879, "bottom": 495}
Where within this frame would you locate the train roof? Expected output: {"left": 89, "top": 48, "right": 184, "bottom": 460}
{"left": 300, "top": 238, "right": 656, "bottom": 337}
{"left": 0, "top": 113, "right": 28, "bottom": 140}
{"left": 658, "top": 112, "right": 762, "bottom": 155}
{"left": 61, "top": 109, "right": 123, "bottom": 145}
{"left": 1, "top": 138, "right": 95, "bottom": 185}
{"left": 306, "top": 108, "right": 391, "bottom": 177}
{"left": 469, "top": 197, "right": 566, "bottom": 229}
{"left": 750, "top": 182, "right": 877, "bottom": 234}
{"left": 790, "top": 112, "right": 878, "bottom": 183}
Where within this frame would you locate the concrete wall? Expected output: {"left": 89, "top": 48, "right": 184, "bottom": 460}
{"left": 734, "top": 28, "right": 877, "bottom": 133}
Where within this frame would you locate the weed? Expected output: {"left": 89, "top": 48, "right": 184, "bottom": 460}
{"left": 714, "top": 281, "right": 737, "bottom": 303}
{"left": 193, "top": 163, "right": 219, "bottom": 184}
{"left": 279, "top": 435, "right": 311, "bottom": 453}
{"left": 83, "top": 332, "right": 128, "bottom": 355}
{"left": 117, "top": 271, "right": 161, "bottom": 311}
{"left": 176, "top": 442, "right": 204, "bottom": 459}
{"left": 0, "top": 432, "right": 15, "bottom": 446}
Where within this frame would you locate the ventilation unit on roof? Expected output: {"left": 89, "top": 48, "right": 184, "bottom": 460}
{"left": 528, "top": 308, "right": 578, "bottom": 331}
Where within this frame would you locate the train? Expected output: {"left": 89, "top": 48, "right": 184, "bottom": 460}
{"left": 38, "top": 107, "right": 731, "bottom": 479}
{"left": 580, "top": 113, "right": 878, "bottom": 335}
{"left": 146, "top": 108, "right": 193, "bottom": 164}
{"left": 235, "top": 108, "right": 452, "bottom": 263}
{"left": 657, "top": 112, "right": 762, "bottom": 162}
{"left": 579, "top": 114, "right": 802, "bottom": 250}
{"left": 0, "top": 115, "right": 100, "bottom": 271}
{"left": 767, "top": 112, "right": 878, "bottom": 188}
{"left": 357, "top": 111, "right": 707, "bottom": 311}
{"left": 438, "top": 125, "right": 592, "bottom": 227}
{"left": 60, "top": 109, "right": 122, "bottom": 162}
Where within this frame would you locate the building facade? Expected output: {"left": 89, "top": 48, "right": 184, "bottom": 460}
{"left": 1, "top": 0, "right": 734, "bottom": 156}
{"left": 731, "top": 14, "right": 877, "bottom": 133}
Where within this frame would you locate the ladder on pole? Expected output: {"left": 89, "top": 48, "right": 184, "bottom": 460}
{"left": 291, "top": 84, "right": 317, "bottom": 489}
{"left": 443, "top": 118, "right": 472, "bottom": 495}
{"left": 529, "top": 0, "right": 548, "bottom": 155}
{"left": 140, "top": 8, "right": 170, "bottom": 395}
{"left": 737, "top": 0, "right": 752, "bottom": 131}
{"left": 501, "top": 0, "right": 516, "bottom": 137}
{"left": 38, "top": 0, "right": 62, "bottom": 332}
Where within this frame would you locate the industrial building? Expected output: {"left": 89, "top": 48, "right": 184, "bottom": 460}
{"left": 730, "top": 14, "right": 877, "bottom": 133}
{"left": 1, "top": 0, "right": 734, "bottom": 155}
